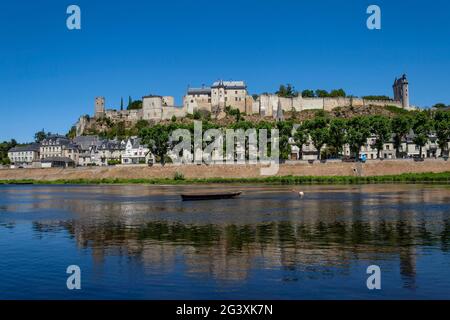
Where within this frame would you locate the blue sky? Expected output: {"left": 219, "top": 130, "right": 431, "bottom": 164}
{"left": 0, "top": 0, "right": 449, "bottom": 142}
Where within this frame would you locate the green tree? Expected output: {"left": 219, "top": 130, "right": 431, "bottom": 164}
{"left": 276, "top": 84, "right": 298, "bottom": 98}
{"left": 369, "top": 115, "right": 392, "bottom": 159}
{"left": 135, "top": 120, "right": 150, "bottom": 131}
{"left": 413, "top": 112, "right": 432, "bottom": 158}
{"left": 139, "top": 125, "right": 171, "bottom": 165}
{"left": 328, "top": 118, "right": 347, "bottom": 158}
{"left": 306, "top": 117, "right": 329, "bottom": 160}
{"left": 329, "top": 89, "right": 346, "bottom": 98}
{"left": 432, "top": 103, "right": 447, "bottom": 109}
{"left": 127, "top": 100, "right": 143, "bottom": 110}
{"left": 301, "top": 89, "right": 315, "bottom": 98}
{"left": 120, "top": 97, "right": 124, "bottom": 111}
{"left": 391, "top": 115, "right": 412, "bottom": 158}
{"left": 276, "top": 121, "right": 294, "bottom": 161}
{"left": 434, "top": 110, "right": 450, "bottom": 156}
{"left": 0, "top": 139, "right": 17, "bottom": 165}
{"left": 315, "top": 89, "right": 329, "bottom": 98}
{"left": 34, "top": 130, "right": 47, "bottom": 143}
{"left": 363, "top": 95, "right": 391, "bottom": 101}
{"left": 346, "top": 117, "right": 371, "bottom": 160}
{"left": 293, "top": 124, "right": 308, "bottom": 160}
{"left": 67, "top": 126, "right": 77, "bottom": 139}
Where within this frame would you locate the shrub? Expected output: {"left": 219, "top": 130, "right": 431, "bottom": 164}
{"left": 174, "top": 172, "right": 185, "bottom": 181}
{"left": 107, "top": 159, "right": 121, "bottom": 166}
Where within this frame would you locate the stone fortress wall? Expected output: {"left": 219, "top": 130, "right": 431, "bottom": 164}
{"left": 258, "top": 95, "right": 411, "bottom": 117}
{"left": 76, "top": 75, "right": 415, "bottom": 136}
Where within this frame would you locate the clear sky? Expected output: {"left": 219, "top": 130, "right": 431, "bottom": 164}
{"left": 0, "top": 0, "right": 449, "bottom": 142}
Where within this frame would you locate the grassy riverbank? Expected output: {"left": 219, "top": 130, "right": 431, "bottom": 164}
{"left": 1, "top": 172, "right": 450, "bottom": 185}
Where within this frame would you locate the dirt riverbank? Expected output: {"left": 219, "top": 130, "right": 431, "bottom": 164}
{"left": 0, "top": 159, "right": 449, "bottom": 182}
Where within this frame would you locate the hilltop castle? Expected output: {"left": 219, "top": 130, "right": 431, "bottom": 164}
{"left": 75, "top": 75, "right": 414, "bottom": 136}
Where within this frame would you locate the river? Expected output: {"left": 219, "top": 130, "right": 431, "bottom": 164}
{"left": 0, "top": 184, "right": 449, "bottom": 299}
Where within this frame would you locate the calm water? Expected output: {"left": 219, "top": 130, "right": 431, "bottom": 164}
{"left": 0, "top": 184, "right": 449, "bottom": 300}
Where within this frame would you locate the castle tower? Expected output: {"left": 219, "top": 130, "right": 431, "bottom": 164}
{"left": 401, "top": 75, "right": 409, "bottom": 109}
{"left": 95, "top": 97, "right": 105, "bottom": 118}
{"left": 392, "top": 74, "right": 410, "bottom": 109}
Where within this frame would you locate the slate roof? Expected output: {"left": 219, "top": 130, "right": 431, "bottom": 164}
{"left": 211, "top": 80, "right": 246, "bottom": 89}
{"left": 8, "top": 143, "right": 40, "bottom": 153}
{"left": 73, "top": 136, "right": 99, "bottom": 150}
{"left": 41, "top": 156, "right": 75, "bottom": 163}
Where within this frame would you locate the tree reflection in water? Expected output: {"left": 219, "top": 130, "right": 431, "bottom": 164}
{"left": 15, "top": 184, "right": 450, "bottom": 290}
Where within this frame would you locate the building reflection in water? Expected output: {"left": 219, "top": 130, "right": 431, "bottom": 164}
{"left": 3, "top": 184, "right": 450, "bottom": 288}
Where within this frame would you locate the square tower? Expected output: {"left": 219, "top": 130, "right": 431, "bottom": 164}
{"left": 95, "top": 97, "right": 105, "bottom": 118}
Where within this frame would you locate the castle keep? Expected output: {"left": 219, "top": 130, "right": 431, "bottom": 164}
{"left": 393, "top": 74, "right": 410, "bottom": 109}
{"left": 76, "top": 76, "right": 415, "bottom": 136}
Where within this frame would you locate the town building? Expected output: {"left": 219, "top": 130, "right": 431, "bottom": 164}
{"left": 40, "top": 135, "right": 71, "bottom": 159}
{"left": 291, "top": 133, "right": 447, "bottom": 161}
{"left": 90, "top": 140, "right": 124, "bottom": 166}
{"left": 121, "top": 137, "right": 152, "bottom": 164}
{"left": 41, "top": 157, "right": 76, "bottom": 168}
{"left": 7, "top": 143, "right": 40, "bottom": 167}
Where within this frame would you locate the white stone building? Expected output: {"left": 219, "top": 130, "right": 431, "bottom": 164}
{"left": 121, "top": 137, "right": 152, "bottom": 165}
{"left": 40, "top": 135, "right": 81, "bottom": 164}
{"left": 8, "top": 143, "right": 40, "bottom": 167}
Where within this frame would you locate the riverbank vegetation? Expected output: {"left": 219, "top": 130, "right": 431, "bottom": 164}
{"left": 0, "top": 140, "right": 17, "bottom": 165}
{"left": 1, "top": 172, "right": 450, "bottom": 185}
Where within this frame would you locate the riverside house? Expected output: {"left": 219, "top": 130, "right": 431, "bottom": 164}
{"left": 122, "top": 137, "right": 152, "bottom": 165}
{"left": 7, "top": 143, "right": 40, "bottom": 167}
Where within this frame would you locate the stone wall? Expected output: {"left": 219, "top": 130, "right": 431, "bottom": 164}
{"left": 256, "top": 94, "right": 411, "bottom": 117}
{"left": 162, "top": 106, "right": 187, "bottom": 120}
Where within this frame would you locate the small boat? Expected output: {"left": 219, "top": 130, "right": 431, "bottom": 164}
{"left": 181, "top": 191, "right": 242, "bottom": 201}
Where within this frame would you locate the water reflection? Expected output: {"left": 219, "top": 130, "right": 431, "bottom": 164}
{"left": 1, "top": 184, "right": 450, "bottom": 297}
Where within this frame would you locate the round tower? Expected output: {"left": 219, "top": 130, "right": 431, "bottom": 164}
{"left": 401, "top": 75, "right": 409, "bottom": 109}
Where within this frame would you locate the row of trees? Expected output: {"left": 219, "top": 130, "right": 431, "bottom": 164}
{"left": 137, "top": 109, "right": 450, "bottom": 164}
{"left": 275, "top": 84, "right": 348, "bottom": 99}
{"left": 294, "top": 110, "right": 450, "bottom": 160}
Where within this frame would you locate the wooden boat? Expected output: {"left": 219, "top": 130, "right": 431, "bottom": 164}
{"left": 181, "top": 191, "right": 242, "bottom": 201}
{"left": 9, "top": 182, "right": 33, "bottom": 185}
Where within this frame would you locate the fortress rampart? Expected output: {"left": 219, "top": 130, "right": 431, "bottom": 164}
{"left": 75, "top": 75, "right": 416, "bottom": 136}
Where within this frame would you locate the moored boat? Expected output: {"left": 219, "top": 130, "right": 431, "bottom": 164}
{"left": 181, "top": 191, "right": 242, "bottom": 201}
